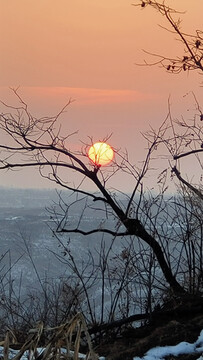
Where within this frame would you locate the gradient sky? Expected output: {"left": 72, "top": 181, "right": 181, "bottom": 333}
{"left": 0, "top": 0, "right": 202, "bottom": 190}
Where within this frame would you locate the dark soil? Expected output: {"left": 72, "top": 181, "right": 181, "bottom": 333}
{"left": 94, "top": 295, "right": 203, "bottom": 360}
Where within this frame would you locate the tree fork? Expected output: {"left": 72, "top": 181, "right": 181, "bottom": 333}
{"left": 90, "top": 172, "right": 185, "bottom": 295}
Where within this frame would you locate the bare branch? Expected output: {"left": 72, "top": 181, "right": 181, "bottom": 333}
{"left": 0, "top": 161, "right": 87, "bottom": 175}
{"left": 133, "top": 0, "right": 203, "bottom": 74}
{"left": 172, "top": 166, "right": 203, "bottom": 200}
{"left": 174, "top": 148, "right": 203, "bottom": 160}
{"left": 57, "top": 228, "right": 127, "bottom": 237}
{"left": 0, "top": 89, "right": 187, "bottom": 294}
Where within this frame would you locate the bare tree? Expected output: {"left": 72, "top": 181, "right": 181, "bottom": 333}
{"left": 1, "top": 2, "right": 203, "bottom": 324}
{"left": 0, "top": 89, "right": 185, "bottom": 295}
{"left": 133, "top": 0, "right": 203, "bottom": 74}
{"left": 132, "top": 0, "right": 203, "bottom": 299}
{"left": 133, "top": 1, "right": 203, "bottom": 199}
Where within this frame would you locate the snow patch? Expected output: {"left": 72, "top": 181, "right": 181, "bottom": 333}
{"left": 133, "top": 328, "right": 203, "bottom": 360}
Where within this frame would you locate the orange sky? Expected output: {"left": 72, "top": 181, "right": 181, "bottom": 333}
{"left": 0, "top": 0, "right": 202, "bottom": 190}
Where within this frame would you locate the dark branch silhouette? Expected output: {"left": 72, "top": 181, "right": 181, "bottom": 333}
{"left": 0, "top": 89, "right": 185, "bottom": 294}
{"left": 58, "top": 228, "right": 127, "bottom": 237}
{"left": 172, "top": 166, "right": 203, "bottom": 201}
{"left": 133, "top": 1, "right": 203, "bottom": 74}
{"left": 174, "top": 148, "right": 203, "bottom": 160}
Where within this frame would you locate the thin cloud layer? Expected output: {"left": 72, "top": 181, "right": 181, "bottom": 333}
{"left": 0, "top": 87, "right": 160, "bottom": 106}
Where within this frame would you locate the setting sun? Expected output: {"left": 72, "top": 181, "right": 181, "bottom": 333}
{"left": 88, "top": 142, "right": 114, "bottom": 166}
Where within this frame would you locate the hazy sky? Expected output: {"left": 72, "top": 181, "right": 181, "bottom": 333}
{"left": 0, "top": 1, "right": 202, "bottom": 190}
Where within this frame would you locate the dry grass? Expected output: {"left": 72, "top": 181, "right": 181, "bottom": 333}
{"left": 0, "top": 313, "right": 98, "bottom": 360}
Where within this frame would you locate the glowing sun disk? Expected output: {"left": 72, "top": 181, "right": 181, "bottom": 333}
{"left": 88, "top": 142, "right": 114, "bottom": 166}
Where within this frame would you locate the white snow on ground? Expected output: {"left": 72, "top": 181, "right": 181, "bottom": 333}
{"left": 0, "top": 346, "right": 104, "bottom": 360}
{"left": 0, "top": 347, "right": 88, "bottom": 359}
{"left": 134, "top": 329, "right": 203, "bottom": 360}
{"left": 0, "top": 329, "right": 202, "bottom": 359}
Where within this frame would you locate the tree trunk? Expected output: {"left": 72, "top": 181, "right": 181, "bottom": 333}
{"left": 124, "top": 218, "right": 186, "bottom": 294}
{"left": 92, "top": 173, "right": 185, "bottom": 294}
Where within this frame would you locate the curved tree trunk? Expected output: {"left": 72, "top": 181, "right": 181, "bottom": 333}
{"left": 124, "top": 218, "right": 186, "bottom": 294}
{"left": 92, "top": 172, "right": 186, "bottom": 295}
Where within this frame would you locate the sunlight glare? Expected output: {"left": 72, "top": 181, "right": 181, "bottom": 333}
{"left": 88, "top": 142, "right": 114, "bottom": 166}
